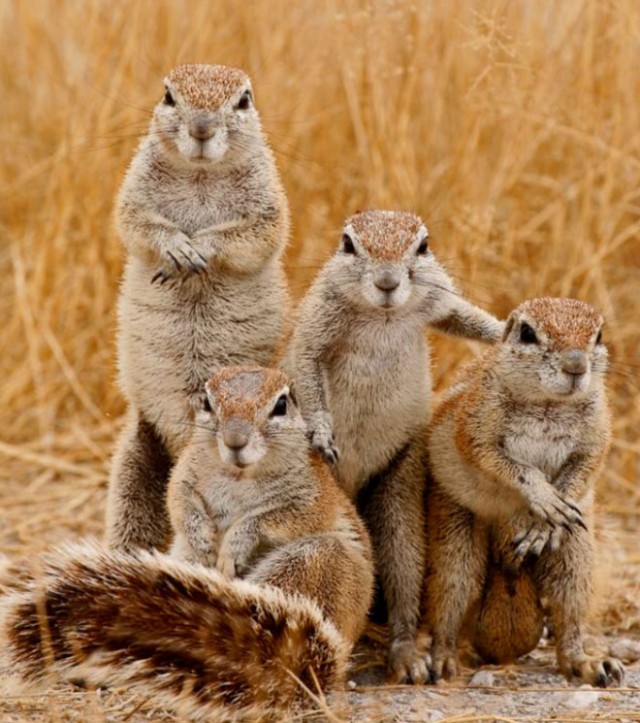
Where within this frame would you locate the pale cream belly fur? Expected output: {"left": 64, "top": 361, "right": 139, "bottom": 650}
{"left": 327, "top": 322, "right": 431, "bottom": 499}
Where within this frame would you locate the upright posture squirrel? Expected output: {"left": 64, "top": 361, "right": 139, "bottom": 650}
{"left": 107, "top": 64, "right": 289, "bottom": 552}
{"left": 167, "top": 365, "right": 374, "bottom": 645}
{"left": 424, "top": 297, "right": 624, "bottom": 688}
{"left": 1, "top": 367, "right": 373, "bottom": 721}
{"left": 284, "top": 209, "right": 503, "bottom": 683}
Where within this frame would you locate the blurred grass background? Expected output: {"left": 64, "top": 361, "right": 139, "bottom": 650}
{"left": 1, "top": 0, "right": 639, "bottom": 718}
{"left": 0, "top": 0, "right": 638, "bottom": 611}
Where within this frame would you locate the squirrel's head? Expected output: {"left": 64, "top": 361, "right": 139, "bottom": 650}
{"left": 500, "top": 298, "right": 607, "bottom": 401}
{"left": 152, "top": 64, "right": 261, "bottom": 165}
{"left": 327, "top": 210, "right": 450, "bottom": 313}
{"left": 201, "top": 366, "right": 305, "bottom": 471}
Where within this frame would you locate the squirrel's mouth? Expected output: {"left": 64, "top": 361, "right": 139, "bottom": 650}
{"left": 553, "top": 373, "right": 588, "bottom": 397}
{"left": 230, "top": 457, "right": 251, "bottom": 469}
{"left": 188, "top": 151, "right": 217, "bottom": 164}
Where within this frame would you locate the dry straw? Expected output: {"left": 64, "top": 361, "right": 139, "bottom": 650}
{"left": 1, "top": 0, "right": 639, "bottom": 718}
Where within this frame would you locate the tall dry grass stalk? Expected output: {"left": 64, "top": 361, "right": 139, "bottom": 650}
{"left": 1, "top": 0, "right": 639, "bottom": 550}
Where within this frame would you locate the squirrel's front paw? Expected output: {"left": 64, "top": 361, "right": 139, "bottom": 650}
{"left": 388, "top": 639, "right": 430, "bottom": 685}
{"left": 509, "top": 519, "right": 564, "bottom": 566}
{"left": 311, "top": 429, "right": 340, "bottom": 465}
{"left": 153, "top": 233, "right": 208, "bottom": 282}
{"left": 527, "top": 487, "right": 586, "bottom": 532}
{"left": 309, "top": 412, "right": 340, "bottom": 465}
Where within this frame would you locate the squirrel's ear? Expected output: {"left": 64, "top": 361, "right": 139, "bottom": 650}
{"left": 502, "top": 313, "right": 516, "bottom": 342}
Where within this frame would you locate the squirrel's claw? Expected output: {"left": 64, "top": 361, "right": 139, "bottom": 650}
{"left": 151, "top": 268, "right": 176, "bottom": 285}
{"left": 567, "top": 657, "right": 625, "bottom": 688}
{"left": 310, "top": 427, "right": 340, "bottom": 465}
{"left": 428, "top": 649, "right": 458, "bottom": 683}
{"left": 388, "top": 640, "right": 430, "bottom": 685}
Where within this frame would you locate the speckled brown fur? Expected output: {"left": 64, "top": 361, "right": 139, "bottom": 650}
{"left": 348, "top": 210, "right": 423, "bottom": 262}
{"left": 205, "top": 366, "right": 290, "bottom": 421}
{"left": 166, "top": 64, "right": 247, "bottom": 110}
{"left": 0, "top": 542, "right": 351, "bottom": 721}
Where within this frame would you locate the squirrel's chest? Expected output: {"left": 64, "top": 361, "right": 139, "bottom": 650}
{"left": 503, "top": 409, "right": 581, "bottom": 478}
{"left": 149, "top": 175, "right": 259, "bottom": 235}
{"left": 329, "top": 318, "right": 426, "bottom": 381}
{"left": 203, "top": 480, "right": 256, "bottom": 533}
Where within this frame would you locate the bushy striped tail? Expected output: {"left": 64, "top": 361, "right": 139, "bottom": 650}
{"left": 0, "top": 541, "right": 349, "bottom": 721}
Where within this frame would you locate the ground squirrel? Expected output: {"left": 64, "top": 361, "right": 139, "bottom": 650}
{"left": 107, "top": 64, "right": 289, "bottom": 553}
{"left": 424, "top": 297, "right": 624, "bottom": 687}
{"left": 283, "top": 209, "right": 503, "bottom": 683}
{"left": 1, "top": 367, "right": 373, "bottom": 720}
{"left": 167, "top": 365, "right": 374, "bottom": 644}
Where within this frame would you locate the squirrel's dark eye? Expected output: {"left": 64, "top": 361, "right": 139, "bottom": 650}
{"left": 271, "top": 394, "right": 287, "bottom": 417}
{"left": 203, "top": 396, "right": 212, "bottom": 412}
{"left": 342, "top": 234, "right": 356, "bottom": 255}
{"left": 416, "top": 239, "right": 429, "bottom": 255}
{"left": 519, "top": 322, "right": 538, "bottom": 344}
{"left": 236, "top": 90, "right": 252, "bottom": 110}
{"left": 595, "top": 329, "right": 603, "bottom": 345}
{"left": 163, "top": 89, "right": 175, "bottom": 106}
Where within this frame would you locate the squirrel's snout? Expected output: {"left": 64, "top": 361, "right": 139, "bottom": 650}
{"left": 374, "top": 267, "right": 401, "bottom": 292}
{"left": 189, "top": 115, "right": 216, "bottom": 141}
{"left": 561, "top": 349, "right": 588, "bottom": 376}
{"left": 219, "top": 417, "right": 265, "bottom": 469}
{"left": 222, "top": 419, "right": 251, "bottom": 451}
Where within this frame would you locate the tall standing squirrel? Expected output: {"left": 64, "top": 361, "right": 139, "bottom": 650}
{"left": 283, "top": 209, "right": 504, "bottom": 683}
{"left": 107, "top": 64, "right": 289, "bottom": 552}
{"left": 0, "top": 367, "right": 373, "bottom": 721}
{"left": 424, "top": 297, "right": 624, "bottom": 687}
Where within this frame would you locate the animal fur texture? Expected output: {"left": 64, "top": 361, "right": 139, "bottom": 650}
{"left": 0, "top": 541, "right": 350, "bottom": 721}
{"left": 167, "top": 366, "right": 374, "bottom": 645}
{"left": 283, "top": 209, "right": 504, "bottom": 683}
{"left": 106, "top": 64, "right": 289, "bottom": 553}
{"left": 424, "top": 297, "right": 624, "bottom": 687}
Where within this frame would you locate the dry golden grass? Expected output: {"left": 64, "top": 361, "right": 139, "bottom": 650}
{"left": 1, "top": 0, "right": 639, "bottom": 718}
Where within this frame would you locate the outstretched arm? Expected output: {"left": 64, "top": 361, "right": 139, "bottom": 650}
{"left": 430, "top": 296, "right": 504, "bottom": 343}
{"left": 418, "top": 257, "right": 503, "bottom": 342}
